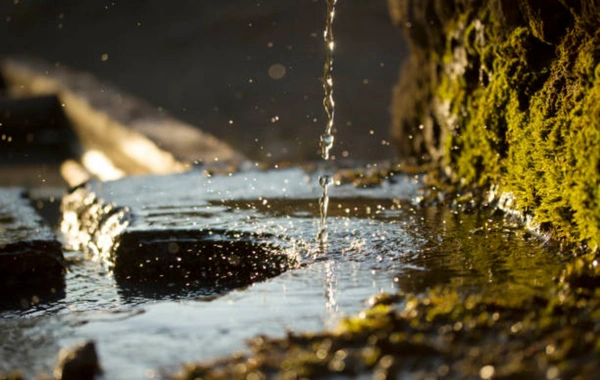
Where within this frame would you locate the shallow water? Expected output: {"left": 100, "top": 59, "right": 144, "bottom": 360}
{"left": 0, "top": 169, "right": 564, "bottom": 379}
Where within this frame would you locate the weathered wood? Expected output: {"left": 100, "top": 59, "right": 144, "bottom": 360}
{"left": 0, "top": 188, "right": 65, "bottom": 288}
{"left": 0, "top": 57, "right": 246, "bottom": 177}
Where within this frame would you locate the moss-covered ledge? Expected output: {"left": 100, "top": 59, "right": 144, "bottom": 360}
{"left": 173, "top": 254, "right": 600, "bottom": 379}
{"left": 388, "top": 0, "right": 600, "bottom": 250}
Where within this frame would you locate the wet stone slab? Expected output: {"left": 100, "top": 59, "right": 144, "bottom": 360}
{"left": 60, "top": 169, "right": 340, "bottom": 286}
{"left": 61, "top": 168, "right": 419, "bottom": 288}
{"left": 0, "top": 188, "right": 65, "bottom": 289}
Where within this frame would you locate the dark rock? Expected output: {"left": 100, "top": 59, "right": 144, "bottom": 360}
{"left": 0, "top": 188, "right": 65, "bottom": 288}
{"left": 53, "top": 341, "right": 102, "bottom": 380}
{"left": 113, "top": 229, "right": 289, "bottom": 284}
{"left": 60, "top": 170, "right": 310, "bottom": 286}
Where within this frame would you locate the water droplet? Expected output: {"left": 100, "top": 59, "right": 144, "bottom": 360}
{"left": 319, "top": 175, "right": 333, "bottom": 187}
{"left": 320, "top": 133, "right": 334, "bottom": 147}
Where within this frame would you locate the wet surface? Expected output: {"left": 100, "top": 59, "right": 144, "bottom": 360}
{"left": 0, "top": 188, "right": 65, "bottom": 289}
{"left": 0, "top": 169, "right": 564, "bottom": 379}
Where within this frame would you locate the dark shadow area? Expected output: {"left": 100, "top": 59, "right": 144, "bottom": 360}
{"left": 0, "top": 95, "right": 79, "bottom": 163}
{"left": 0, "top": 95, "right": 80, "bottom": 187}
{"left": 116, "top": 280, "right": 229, "bottom": 304}
{"left": 0, "top": 0, "right": 407, "bottom": 162}
{"left": 113, "top": 229, "right": 295, "bottom": 286}
{"left": 0, "top": 279, "right": 66, "bottom": 313}
{"left": 0, "top": 72, "right": 6, "bottom": 94}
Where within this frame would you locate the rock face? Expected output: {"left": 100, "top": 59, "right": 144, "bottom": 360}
{"left": 0, "top": 188, "right": 65, "bottom": 288}
{"left": 388, "top": 0, "right": 600, "bottom": 249}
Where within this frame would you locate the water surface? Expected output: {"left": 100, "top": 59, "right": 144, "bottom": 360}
{"left": 0, "top": 169, "right": 563, "bottom": 379}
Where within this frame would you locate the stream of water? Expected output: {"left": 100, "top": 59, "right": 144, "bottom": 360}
{"left": 317, "top": 0, "right": 338, "bottom": 246}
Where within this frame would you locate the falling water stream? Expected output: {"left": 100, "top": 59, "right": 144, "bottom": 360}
{"left": 317, "top": 0, "right": 338, "bottom": 245}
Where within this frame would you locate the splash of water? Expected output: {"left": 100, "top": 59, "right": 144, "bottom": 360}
{"left": 317, "top": 0, "right": 338, "bottom": 246}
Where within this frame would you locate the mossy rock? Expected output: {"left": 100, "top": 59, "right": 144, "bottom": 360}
{"left": 388, "top": 0, "right": 600, "bottom": 250}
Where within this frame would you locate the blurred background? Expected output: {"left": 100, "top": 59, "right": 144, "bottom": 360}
{"left": 0, "top": 0, "right": 407, "bottom": 163}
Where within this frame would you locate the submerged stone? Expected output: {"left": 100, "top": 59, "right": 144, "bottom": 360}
{"left": 0, "top": 188, "right": 65, "bottom": 288}
{"left": 110, "top": 229, "right": 290, "bottom": 284}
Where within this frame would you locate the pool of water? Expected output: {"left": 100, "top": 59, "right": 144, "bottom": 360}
{"left": 0, "top": 169, "right": 564, "bottom": 379}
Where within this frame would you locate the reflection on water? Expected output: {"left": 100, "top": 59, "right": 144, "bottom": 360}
{"left": 0, "top": 170, "right": 564, "bottom": 379}
{"left": 324, "top": 259, "right": 339, "bottom": 318}
{"left": 394, "top": 206, "right": 564, "bottom": 295}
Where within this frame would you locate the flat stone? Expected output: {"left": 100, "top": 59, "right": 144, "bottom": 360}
{"left": 60, "top": 168, "right": 419, "bottom": 286}
{"left": 0, "top": 188, "right": 65, "bottom": 288}
{"left": 59, "top": 170, "right": 320, "bottom": 286}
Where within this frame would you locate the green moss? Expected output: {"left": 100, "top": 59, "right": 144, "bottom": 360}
{"left": 411, "top": 1, "right": 600, "bottom": 250}
{"left": 503, "top": 28, "right": 600, "bottom": 249}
